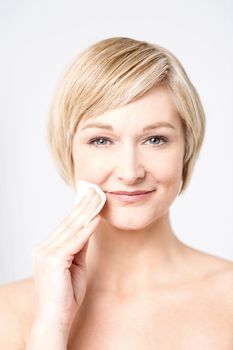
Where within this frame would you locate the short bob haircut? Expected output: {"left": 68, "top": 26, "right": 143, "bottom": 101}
{"left": 47, "top": 36, "right": 206, "bottom": 195}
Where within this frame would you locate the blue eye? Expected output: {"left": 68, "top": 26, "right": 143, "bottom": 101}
{"left": 147, "top": 136, "right": 168, "bottom": 146}
{"left": 88, "top": 136, "right": 168, "bottom": 148}
{"left": 89, "top": 137, "right": 111, "bottom": 146}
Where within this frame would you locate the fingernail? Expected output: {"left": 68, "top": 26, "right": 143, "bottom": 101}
{"left": 87, "top": 188, "right": 95, "bottom": 196}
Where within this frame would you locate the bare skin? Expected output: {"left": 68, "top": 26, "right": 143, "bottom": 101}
{"left": 68, "top": 250, "right": 233, "bottom": 349}
{"left": 0, "top": 248, "right": 233, "bottom": 349}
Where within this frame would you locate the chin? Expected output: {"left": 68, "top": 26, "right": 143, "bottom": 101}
{"left": 101, "top": 212, "right": 160, "bottom": 231}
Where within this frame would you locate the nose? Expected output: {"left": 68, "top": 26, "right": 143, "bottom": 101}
{"left": 115, "top": 143, "right": 145, "bottom": 184}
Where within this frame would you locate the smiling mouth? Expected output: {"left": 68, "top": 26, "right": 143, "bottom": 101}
{"left": 106, "top": 190, "right": 156, "bottom": 203}
{"left": 110, "top": 191, "right": 153, "bottom": 196}
{"left": 106, "top": 190, "right": 156, "bottom": 195}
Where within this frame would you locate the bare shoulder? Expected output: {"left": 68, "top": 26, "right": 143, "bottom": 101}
{"left": 0, "top": 277, "right": 35, "bottom": 348}
{"left": 202, "top": 252, "right": 233, "bottom": 329}
{"left": 207, "top": 254, "right": 233, "bottom": 304}
{"left": 185, "top": 244, "right": 233, "bottom": 307}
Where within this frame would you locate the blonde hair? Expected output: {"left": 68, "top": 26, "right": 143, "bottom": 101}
{"left": 47, "top": 36, "right": 206, "bottom": 195}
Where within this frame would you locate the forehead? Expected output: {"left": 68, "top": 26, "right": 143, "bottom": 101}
{"left": 78, "top": 85, "right": 182, "bottom": 132}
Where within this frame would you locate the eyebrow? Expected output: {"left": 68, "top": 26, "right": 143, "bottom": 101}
{"left": 80, "top": 121, "right": 176, "bottom": 132}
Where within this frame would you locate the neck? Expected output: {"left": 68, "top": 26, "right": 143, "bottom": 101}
{"left": 85, "top": 211, "right": 187, "bottom": 298}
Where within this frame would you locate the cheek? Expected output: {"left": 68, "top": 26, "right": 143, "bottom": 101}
{"left": 152, "top": 150, "right": 183, "bottom": 184}
{"left": 73, "top": 148, "right": 106, "bottom": 179}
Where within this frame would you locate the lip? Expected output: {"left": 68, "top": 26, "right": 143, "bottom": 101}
{"left": 108, "top": 190, "right": 154, "bottom": 195}
{"left": 107, "top": 190, "right": 155, "bottom": 203}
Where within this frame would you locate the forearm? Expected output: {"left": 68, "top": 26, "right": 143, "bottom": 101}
{"left": 26, "top": 318, "right": 69, "bottom": 350}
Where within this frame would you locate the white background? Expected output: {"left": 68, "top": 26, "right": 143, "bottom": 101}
{"left": 0, "top": 0, "right": 232, "bottom": 285}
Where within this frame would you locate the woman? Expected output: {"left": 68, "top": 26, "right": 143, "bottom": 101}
{"left": 0, "top": 36, "right": 232, "bottom": 349}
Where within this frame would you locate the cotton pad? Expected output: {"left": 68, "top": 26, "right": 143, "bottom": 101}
{"left": 73, "top": 180, "right": 106, "bottom": 225}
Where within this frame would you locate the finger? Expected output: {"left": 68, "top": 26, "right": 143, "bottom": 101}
{"left": 52, "top": 193, "right": 102, "bottom": 248}
{"left": 35, "top": 188, "right": 97, "bottom": 250}
{"left": 55, "top": 188, "right": 96, "bottom": 234}
{"left": 72, "top": 236, "right": 89, "bottom": 268}
{"left": 34, "top": 191, "right": 102, "bottom": 253}
{"left": 35, "top": 215, "right": 101, "bottom": 270}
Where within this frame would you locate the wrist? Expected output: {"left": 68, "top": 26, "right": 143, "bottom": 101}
{"left": 28, "top": 315, "right": 70, "bottom": 346}
{"left": 31, "top": 320, "right": 68, "bottom": 336}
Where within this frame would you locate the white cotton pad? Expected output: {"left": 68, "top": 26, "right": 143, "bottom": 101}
{"left": 73, "top": 180, "right": 106, "bottom": 225}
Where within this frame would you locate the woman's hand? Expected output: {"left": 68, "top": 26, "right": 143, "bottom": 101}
{"left": 30, "top": 187, "right": 102, "bottom": 333}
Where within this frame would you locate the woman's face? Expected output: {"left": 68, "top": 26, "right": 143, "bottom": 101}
{"left": 72, "top": 85, "right": 185, "bottom": 230}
